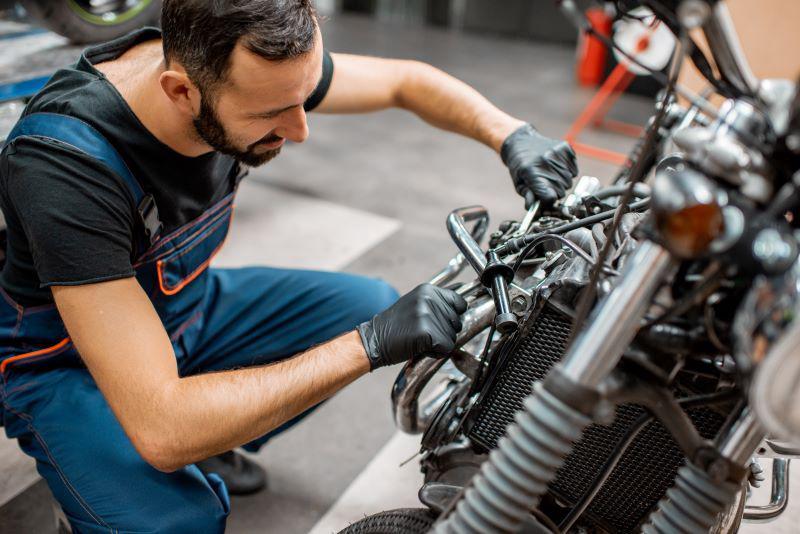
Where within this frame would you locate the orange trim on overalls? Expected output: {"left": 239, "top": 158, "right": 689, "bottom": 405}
{"left": 0, "top": 337, "right": 71, "bottom": 373}
{"left": 157, "top": 245, "right": 221, "bottom": 296}
{"left": 156, "top": 208, "right": 234, "bottom": 296}
{"left": 135, "top": 195, "right": 235, "bottom": 265}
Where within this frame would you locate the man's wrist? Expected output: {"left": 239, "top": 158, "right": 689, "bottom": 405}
{"left": 343, "top": 330, "right": 372, "bottom": 374}
{"left": 484, "top": 116, "right": 526, "bottom": 153}
{"left": 356, "top": 320, "right": 384, "bottom": 371}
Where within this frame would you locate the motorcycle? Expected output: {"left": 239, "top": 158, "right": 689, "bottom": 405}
{"left": 342, "top": 0, "right": 800, "bottom": 532}
{"left": 0, "top": 0, "right": 161, "bottom": 44}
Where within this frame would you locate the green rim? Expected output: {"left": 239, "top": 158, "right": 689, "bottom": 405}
{"left": 66, "top": 0, "right": 154, "bottom": 26}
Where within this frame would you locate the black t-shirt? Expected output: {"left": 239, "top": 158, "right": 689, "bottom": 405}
{"left": 0, "top": 28, "right": 334, "bottom": 306}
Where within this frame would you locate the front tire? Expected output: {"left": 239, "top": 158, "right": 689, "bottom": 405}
{"left": 711, "top": 486, "right": 746, "bottom": 534}
{"left": 22, "top": 0, "right": 161, "bottom": 44}
{"left": 338, "top": 508, "right": 436, "bottom": 534}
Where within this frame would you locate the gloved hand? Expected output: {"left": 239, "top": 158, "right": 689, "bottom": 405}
{"left": 501, "top": 123, "right": 578, "bottom": 207}
{"left": 357, "top": 284, "right": 468, "bottom": 370}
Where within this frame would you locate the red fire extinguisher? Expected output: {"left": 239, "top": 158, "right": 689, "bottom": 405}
{"left": 576, "top": 6, "right": 613, "bottom": 86}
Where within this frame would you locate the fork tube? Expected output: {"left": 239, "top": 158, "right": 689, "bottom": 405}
{"left": 702, "top": 2, "right": 759, "bottom": 96}
{"left": 560, "top": 241, "right": 675, "bottom": 387}
{"left": 719, "top": 408, "right": 766, "bottom": 466}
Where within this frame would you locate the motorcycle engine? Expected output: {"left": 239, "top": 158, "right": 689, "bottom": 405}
{"left": 422, "top": 211, "right": 733, "bottom": 533}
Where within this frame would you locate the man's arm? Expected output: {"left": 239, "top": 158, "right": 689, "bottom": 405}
{"left": 52, "top": 278, "right": 464, "bottom": 473}
{"left": 314, "top": 54, "right": 578, "bottom": 206}
{"left": 314, "top": 53, "right": 524, "bottom": 151}
{"left": 53, "top": 278, "right": 369, "bottom": 472}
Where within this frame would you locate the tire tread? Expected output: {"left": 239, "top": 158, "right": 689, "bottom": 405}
{"left": 339, "top": 508, "right": 437, "bottom": 534}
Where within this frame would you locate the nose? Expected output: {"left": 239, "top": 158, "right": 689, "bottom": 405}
{"left": 275, "top": 106, "right": 309, "bottom": 144}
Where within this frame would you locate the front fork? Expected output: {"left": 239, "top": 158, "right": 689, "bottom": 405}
{"left": 644, "top": 409, "right": 766, "bottom": 533}
{"left": 559, "top": 241, "right": 674, "bottom": 387}
{"left": 435, "top": 241, "right": 676, "bottom": 533}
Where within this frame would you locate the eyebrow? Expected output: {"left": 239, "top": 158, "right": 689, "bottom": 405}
{"left": 248, "top": 103, "right": 301, "bottom": 119}
{"left": 247, "top": 70, "right": 325, "bottom": 119}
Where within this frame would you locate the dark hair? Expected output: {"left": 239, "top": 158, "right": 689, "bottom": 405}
{"left": 161, "top": 0, "right": 318, "bottom": 91}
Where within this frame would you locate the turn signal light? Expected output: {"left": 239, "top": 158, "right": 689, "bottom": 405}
{"left": 657, "top": 203, "right": 725, "bottom": 258}
{"left": 652, "top": 166, "right": 726, "bottom": 259}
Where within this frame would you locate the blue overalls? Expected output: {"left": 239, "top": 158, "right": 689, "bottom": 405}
{"left": 0, "top": 113, "right": 398, "bottom": 532}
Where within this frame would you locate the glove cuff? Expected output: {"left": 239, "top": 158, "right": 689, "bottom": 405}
{"left": 356, "top": 321, "right": 382, "bottom": 371}
{"left": 500, "top": 123, "right": 537, "bottom": 165}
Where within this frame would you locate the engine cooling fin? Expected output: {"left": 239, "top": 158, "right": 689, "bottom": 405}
{"left": 466, "top": 302, "right": 728, "bottom": 533}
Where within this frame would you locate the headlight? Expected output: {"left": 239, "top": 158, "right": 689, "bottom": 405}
{"left": 651, "top": 165, "right": 727, "bottom": 258}
{"left": 736, "top": 256, "right": 800, "bottom": 443}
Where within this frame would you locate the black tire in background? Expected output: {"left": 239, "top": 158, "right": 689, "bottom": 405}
{"left": 21, "top": 0, "right": 161, "bottom": 44}
{"left": 338, "top": 508, "right": 437, "bottom": 534}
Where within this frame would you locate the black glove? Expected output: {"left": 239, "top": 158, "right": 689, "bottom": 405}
{"left": 357, "top": 284, "right": 468, "bottom": 370}
{"left": 501, "top": 123, "right": 578, "bottom": 207}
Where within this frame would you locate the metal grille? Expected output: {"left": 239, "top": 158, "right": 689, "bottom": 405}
{"left": 467, "top": 303, "right": 727, "bottom": 532}
{"left": 469, "top": 304, "right": 571, "bottom": 449}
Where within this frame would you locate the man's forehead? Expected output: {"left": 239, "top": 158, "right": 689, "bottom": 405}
{"left": 225, "top": 35, "right": 324, "bottom": 101}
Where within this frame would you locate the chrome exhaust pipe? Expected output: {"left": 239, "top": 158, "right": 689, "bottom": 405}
{"left": 392, "top": 297, "right": 495, "bottom": 434}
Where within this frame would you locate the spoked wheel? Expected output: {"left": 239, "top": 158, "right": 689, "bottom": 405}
{"left": 338, "top": 508, "right": 436, "bottom": 534}
{"left": 22, "top": 0, "right": 162, "bottom": 43}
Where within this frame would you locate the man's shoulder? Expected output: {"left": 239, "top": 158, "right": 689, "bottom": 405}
{"left": 3, "top": 71, "right": 138, "bottom": 190}
{"left": 25, "top": 65, "right": 108, "bottom": 117}
{"left": 1, "top": 125, "right": 134, "bottom": 227}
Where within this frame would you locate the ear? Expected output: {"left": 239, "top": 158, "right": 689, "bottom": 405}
{"left": 159, "top": 69, "right": 200, "bottom": 117}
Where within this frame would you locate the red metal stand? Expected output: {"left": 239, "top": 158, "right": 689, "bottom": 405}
{"left": 566, "top": 34, "right": 652, "bottom": 165}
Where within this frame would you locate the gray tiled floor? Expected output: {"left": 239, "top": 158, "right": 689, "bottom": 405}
{"left": 4, "top": 11, "right": 790, "bottom": 534}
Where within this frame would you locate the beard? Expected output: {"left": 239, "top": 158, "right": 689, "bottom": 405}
{"left": 193, "top": 94, "right": 282, "bottom": 167}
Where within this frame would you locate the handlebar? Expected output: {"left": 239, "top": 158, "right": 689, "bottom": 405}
{"left": 446, "top": 205, "right": 519, "bottom": 333}
{"left": 429, "top": 207, "right": 489, "bottom": 287}
{"left": 446, "top": 206, "right": 490, "bottom": 276}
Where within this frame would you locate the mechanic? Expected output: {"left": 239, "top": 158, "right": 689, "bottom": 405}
{"left": 0, "top": 0, "right": 577, "bottom": 531}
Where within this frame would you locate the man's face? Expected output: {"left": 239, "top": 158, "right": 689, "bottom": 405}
{"left": 192, "top": 29, "right": 324, "bottom": 167}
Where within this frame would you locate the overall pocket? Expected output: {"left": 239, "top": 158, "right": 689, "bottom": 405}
{"left": 156, "top": 206, "right": 234, "bottom": 296}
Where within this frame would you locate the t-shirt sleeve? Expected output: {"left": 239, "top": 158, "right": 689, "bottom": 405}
{"left": 2, "top": 137, "right": 136, "bottom": 288}
{"left": 304, "top": 49, "right": 334, "bottom": 112}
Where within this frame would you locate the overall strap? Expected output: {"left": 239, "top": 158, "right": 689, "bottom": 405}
{"left": 4, "top": 112, "right": 163, "bottom": 249}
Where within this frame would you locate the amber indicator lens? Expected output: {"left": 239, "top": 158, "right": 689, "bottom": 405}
{"left": 657, "top": 203, "right": 724, "bottom": 258}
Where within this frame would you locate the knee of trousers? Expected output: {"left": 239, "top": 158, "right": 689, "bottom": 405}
{"left": 54, "top": 488, "right": 227, "bottom": 534}
{"left": 152, "top": 499, "right": 228, "bottom": 534}
{"left": 348, "top": 278, "right": 400, "bottom": 323}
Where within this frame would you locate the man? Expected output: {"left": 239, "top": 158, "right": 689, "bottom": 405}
{"left": 0, "top": 0, "right": 577, "bottom": 531}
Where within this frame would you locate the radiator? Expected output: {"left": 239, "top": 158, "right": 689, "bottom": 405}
{"left": 466, "top": 302, "right": 727, "bottom": 532}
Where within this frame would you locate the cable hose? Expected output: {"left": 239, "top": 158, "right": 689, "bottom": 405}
{"left": 613, "top": 133, "right": 654, "bottom": 185}
{"left": 434, "top": 382, "right": 591, "bottom": 533}
{"left": 642, "top": 463, "right": 740, "bottom": 534}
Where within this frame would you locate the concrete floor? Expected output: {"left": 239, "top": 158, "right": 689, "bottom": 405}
{"left": 1, "top": 12, "right": 796, "bottom": 534}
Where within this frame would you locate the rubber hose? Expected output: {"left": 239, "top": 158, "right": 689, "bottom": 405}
{"left": 594, "top": 183, "right": 651, "bottom": 200}
{"left": 434, "top": 382, "right": 592, "bottom": 533}
{"left": 642, "top": 462, "right": 740, "bottom": 534}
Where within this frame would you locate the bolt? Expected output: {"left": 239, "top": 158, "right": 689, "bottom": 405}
{"left": 708, "top": 458, "right": 730, "bottom": 483}
{"left": 593, "top": 400, "right": 616, "bottom": 426}
{"left": 753, "top": 228, "right": 798, "bottom": 272}
{"left": 591, "top": 206, "right": 602, "bottom": 214}
{"left": 511, "top": 295, "right": 528, "bottom": 315}
{"left": 787, "top": 133, "right": 800, "bottom": 154}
